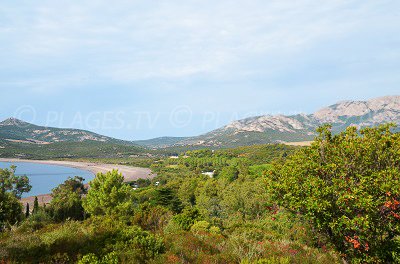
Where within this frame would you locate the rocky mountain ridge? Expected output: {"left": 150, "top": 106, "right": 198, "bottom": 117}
{"left": 2, "top": 95, "right": 399, "bottom": 149}
{"left": 153, "top": 95, "right": 400, "bottom": 148}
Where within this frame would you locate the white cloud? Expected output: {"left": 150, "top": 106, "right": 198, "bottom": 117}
{"left": 3, "top": 0, "right": 389, "bottom": 81}
{"left": 0, "top": 0, "right": 399, "bottom": 136}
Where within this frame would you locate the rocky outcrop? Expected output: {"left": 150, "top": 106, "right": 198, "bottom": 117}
{"left": 173, "top": 95, "right": 400, "bottom": 147}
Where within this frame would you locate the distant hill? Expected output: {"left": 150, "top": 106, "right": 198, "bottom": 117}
{"left": 0, "top": 118, "right": 130, "bottom": 145}
{"left": 0, "top": 139, "right": 148, "bottom": 160}
{"left": 143, "top": 95, "right": 400, "bottom": 148}
{"left": 0, "top": 118, "right": 147, "bottom": 159}
{"left": 2, "top": 95, "right": 399, "bottom": 151}
{"left": 134, "top": 137, "right": 188, "bottom": 148}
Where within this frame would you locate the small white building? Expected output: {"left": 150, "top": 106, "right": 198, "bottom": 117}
{"left": 202, "top": 171, "right": 215, "bottom": 178}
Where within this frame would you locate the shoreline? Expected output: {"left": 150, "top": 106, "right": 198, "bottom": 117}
{"left": 0, "top": 158, "right": 155, "bottom": 182}
{"left": 0, "top": 158, "right": 156, "bottom": 205}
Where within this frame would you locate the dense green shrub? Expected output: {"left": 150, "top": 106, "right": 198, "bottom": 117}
{"left": 133, "top": 204, "right": 172, "bottom": 233}
{"left": 49, "top": 176, "right": 86, "bottom": 222}
{"left": 0, "top": 166, "right": 31, "bottom": 230}
{"left": 154, "top": 187, "right": 182, "bottom": 213}
{"left": 218, "top": 166, "right": 240, "bottom": 182}
{"left": 78, "top": 252, "right": 119, "bottom": 264}
{"left": 0, "top": 218, "right": 164, "bottom": 263}
{"left": 112, "top": 225, "right": 165, "bottom": 262}
{"left": 190, "top": 220, "right": 211, "bottom": 233}
{"left": 18, "top": 209, "right": 53, "bottom": 232}
{"left": 0, "top": 193, "right": 23, "bottom": 230}
{"left": 83, "top": 170, "right": 133, "bottom": 218}
{"left": 172, "top": 208, "right": 203, "bottom": 231}
{"left": 269, "top": 124, "right": 400, "bottom": 263}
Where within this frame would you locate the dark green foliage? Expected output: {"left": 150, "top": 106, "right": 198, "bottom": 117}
{"left": 78, "top": 252, "right": 118, "bottom": 264}
{"left": 18, "top": 209, "right": 53, "bottom": 232}
{"left": 130, "top": 178, "right": 152, "bottom": 188}
{"left": 0, "top": 193, "right": 22, "bottom": 231}
{"left": 218, "top": 166, "right": 239, "bottom": 182}
{"left": 135, "top": 136, "right": 188, "bottom": 148}
{"left": 0, "top": 140, "right": 149, "bottom": 160}
{"left": 25, "top": 203, "right": 29, "bottom": 218}
{"left": 269, "top": 124, "right": 400, "bottom": 263}
{"left": 132, "top": 204, "right": 172, "bottom": 233}
{"left": 0, "top": 219, "right": 164, "bottom": 263}
{"left": 32, "top": 196, "right": 39, "bottom": 215}
{"left": 154, "top": 188, "right": 182, "bottom": 213}
{"left": 48, "top": 176, "right": 86, "bottom": 221}
{"left": 0, "top": 165, "right": 31, "bottom": 199}
{"left": 161, "top": 144, "right": 298, "bottom": 175}
{"left": 172, "top": 208, "right": 203, "bottom": 231}
{"left": 83, "top": 170, "right": 133, "bottom": 218}
{"left": 0, "top": 166, "right": 31, "bottom": 230}
{"left": 112, "top": 225, "right": 165, "bottom": 262}
{"left": 214, "top": 144, "right": 298, "bottom": 164}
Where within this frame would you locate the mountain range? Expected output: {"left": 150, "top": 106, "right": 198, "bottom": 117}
{"left": 137, "top": 95, "right": 400, "bottom": 148}
{"left": 1, "top": 95, "right": 399, "bottom": 150}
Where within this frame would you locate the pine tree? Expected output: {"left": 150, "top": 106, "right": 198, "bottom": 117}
{"left": 25, "top": 203, "right": 30, "bottom": 218}
{"left": 33, "top": 196, "right": 39, "bottom": 214}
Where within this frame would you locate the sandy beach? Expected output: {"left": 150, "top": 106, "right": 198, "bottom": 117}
{"left": 0, "top": 158, "right": 155, "bottom": 205}
{"left": 0, "top": 158, "right": 155, "bottom": 181}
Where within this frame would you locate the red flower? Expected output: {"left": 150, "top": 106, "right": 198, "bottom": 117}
{"left": 345, "top": 236, "right": 361, "bottom": 249}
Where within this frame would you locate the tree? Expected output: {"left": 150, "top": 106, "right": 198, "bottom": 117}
{"left": 49, "top": 176, "right": 87, "bottom": 221}
{"left": 154, "top": 187, "right": 182, "bottom": 213}
{"left": 83, "top": 170, "right": 133, "bottom": 217}
{"left": 195, "top": 179, "right": 224, "bottom": 221}
{"left": 218, "top": 166, "right": 239, "bottom": 182}
{"left": 0, "top": 166, "right": 31, "bottom": 229}
{"left": 172, "top": 208, "right": 203, "bottom": 231}
{"left": 177, "top": 177, "right": 198, "bottom": 207}
{"left": 25, "top": 203, "right": 30, "bottom": 218}
{"left": 32, "top": 196, "right": 39, "bottom": 214}
{"left": 0, "top": 193, "right": 23, "bottom": 231}
{"left": 221, "top": 177, "right": 269, "bottom": 221}
{"left": 0, "top": 165, "right": 31, "bottom": 199}
{"left": 269, "top": 124, "right": 400, "bottom": 263}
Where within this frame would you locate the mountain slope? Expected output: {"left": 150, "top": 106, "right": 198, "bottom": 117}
{"left": 134, "top": 137, "right": 189, "bottom": 148}
{"left": 151, "top": 95, "right": 400, "bottom": 148}
{"left": 0, "top": 119, "right": 149, "bottom": 159}
{"left": 0, "top": 118, "right": 131, "bottom": 145}
{"left": 313, "top": 96, "right": 400, "bottom": 131}
{"left": 2, "top": 95, "right": 399, "bottom": 150}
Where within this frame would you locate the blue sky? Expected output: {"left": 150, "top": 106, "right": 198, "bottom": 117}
{"left": 0, "top": 0, "right": 399, "bottom": 140}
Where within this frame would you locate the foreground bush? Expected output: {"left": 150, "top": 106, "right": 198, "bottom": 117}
{"left": 269, "top": 124, "right": 400, "bottom": 263}
{"left": 49, "top": 176, "right": 86, "bottom": 222}
{"left": 0, "top": 218, "right": 164, "bottom": 263}
{"left": 0, "top": 166, "right": 31, "bottom": 230}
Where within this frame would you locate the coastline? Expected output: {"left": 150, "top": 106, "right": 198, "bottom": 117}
{"left": 0, "top": 158, "right": 155, "bottom": 182}
{"left": 0, "top": 158, "right": 155, "bottom": 205}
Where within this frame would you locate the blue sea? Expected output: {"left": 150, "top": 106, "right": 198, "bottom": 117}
{"left": 0, "top": 161, "right": 95, "bottom": 198}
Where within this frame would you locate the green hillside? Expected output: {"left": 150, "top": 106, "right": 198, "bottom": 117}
{"left": 0, "top": 118, "right": 131, "bottom": 145}
{"left": 0, "top": 140, "right": 149, "bottom": 160}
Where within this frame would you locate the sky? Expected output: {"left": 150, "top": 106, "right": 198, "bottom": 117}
{"left": 0, "top": 0, "right": 399, "bottom": 140}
